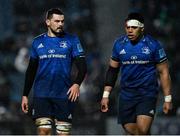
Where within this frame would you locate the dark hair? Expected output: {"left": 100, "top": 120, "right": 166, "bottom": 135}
{"left": 125, "top": 12, "right": 144, "bottom": 23}
{"left": 46, "top": 8, "right": 64, "bottom": 19}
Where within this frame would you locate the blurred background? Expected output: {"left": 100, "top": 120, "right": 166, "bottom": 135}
{"left": 0, "top": 0, "right": 180, "bottom": 134}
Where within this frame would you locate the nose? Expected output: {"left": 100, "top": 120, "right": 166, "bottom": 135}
{"left": 59, "top": 21, "right": 63, "bottom": 26}
{"left": 128, "top": 27, "right": 133, "bottom": 33}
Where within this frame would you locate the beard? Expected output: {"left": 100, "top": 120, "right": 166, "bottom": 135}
{"left": 50, "top": 27, "right": 64, "bottom": 36}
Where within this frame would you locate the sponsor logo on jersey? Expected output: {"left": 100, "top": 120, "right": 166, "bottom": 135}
{"left": 48, "top": 49, "right": 55, "bottom": 54}
{"left": 131, "top": 55, "right": 137, "bottom": 60}
{"left": 39, "top": 54, "right": 66, "bottom": 59}
{"left": 122, "top": 60, "right": 149, "bottom": 65}
{"left": 60, "top": 41, "right": 67, "bottom": 48}
{"left": 142, "top": 46, "right": 150, "bottom": 54}
{"left": 37, "top": 43, "right": 44, "bottom": 49}
{"left": 119, "top": 49, "right": 126, "bottom": 54}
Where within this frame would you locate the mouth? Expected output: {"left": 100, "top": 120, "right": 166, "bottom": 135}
{"left": 128, "top": 34, "right": 134, "bottom": 39}
{"left": 57, "top": 28, "right": 63, "bottom": 32}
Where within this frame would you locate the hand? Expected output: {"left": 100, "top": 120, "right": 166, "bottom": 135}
{"left": 67, "top": 84, "right": 80, "bottom": 102}
{"left": 101, "top": 98, "right": 109, "bottom": 112}
{"left": 163, "top": 102, "right": 172, "bottom": 114}
{"left": 21, "top": 96, "right": 29, "bottom": 114}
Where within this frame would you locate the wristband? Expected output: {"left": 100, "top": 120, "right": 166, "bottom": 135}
{"left": 164, "top": 95, "right": 172, "bottom": 102}
{"left": 103, "top": 91, "right": 110, "bottom": 98}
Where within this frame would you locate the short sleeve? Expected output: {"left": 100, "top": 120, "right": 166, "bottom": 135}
{"left": 30, "top": 40, "right": 38, "bottom": 59}
{"left": 111, "top": 40, "right": 120, "bottom": 61}
{"left": 154, "top": 41, "right": 167, "bottom": 63}
{"left": 72, "top": 36, "right": 85, "bottom": 58}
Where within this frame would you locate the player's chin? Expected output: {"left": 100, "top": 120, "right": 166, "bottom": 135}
{"left": 56, "top": 29, "right": 63, "bottom": 32}
{"left": 128, "top": 36, "right": 135, "bottom": 41}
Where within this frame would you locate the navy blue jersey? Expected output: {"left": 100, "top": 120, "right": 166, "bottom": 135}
{"left": 111, "top": 35, "right": 167, "bottom": 100}
{"left": 30, "top": 33, "right": 85, "bottom": 99}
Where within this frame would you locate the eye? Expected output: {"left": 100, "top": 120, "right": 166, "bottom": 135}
{"left": 132, "top": 26, "right": 138, "bottom": 29}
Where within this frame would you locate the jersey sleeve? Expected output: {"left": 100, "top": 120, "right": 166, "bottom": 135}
{"left": 72, "top": 36, "right": 85, "bottom": 58}
{"left": 30, "top": 40, "right": 38, "bottom": 59}
{"left": 111, "top": 40, "right": 120, "bottom": 62}
{"left": 154, "top": 41, "right": 167, "bottom": 63}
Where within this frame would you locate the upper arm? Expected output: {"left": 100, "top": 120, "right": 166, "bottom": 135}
{"left": 72, "top": 36, "right": 85, "bottom": 58}
{"left": 109, "top": 58, "right": 120, "bottom": 68}
{"left": 156, "top": 60, "right": 169, "bottom": 74}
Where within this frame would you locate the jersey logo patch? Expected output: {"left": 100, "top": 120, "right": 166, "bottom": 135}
{"left": 48, "top": 49, "right": 55, "bottom": 53}
{"left": 37, "top": 43, "right": 44, "bottom": 49}
{"left": 32, "top": 109, "right": 35, "bottom": 116}
{"left": 131, "top": 55, "right": 137, "bottom": 60}
{"left": 77, "top": 43, "right": 83, "bottom": 52}
{"left": 68, "top": 114, "right": 72, "bottom": 119}
{"left": 60, "top": 41, "right": 67, "bottom": 48}
{"left": 149, "top": 109, "right": 154, "bottom": 115}
{"left": 119, "top": 49, "right": 126, "bottom": 54}
{"left": 142, "top": 46, "right": 150, "bottom": 54}
{"left": 159, "top": 48, "right": 166, "bottom": 58}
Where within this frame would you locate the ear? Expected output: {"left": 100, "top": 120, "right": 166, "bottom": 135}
{"left": 46, "top": 19, "right": 50, "bottom": 26}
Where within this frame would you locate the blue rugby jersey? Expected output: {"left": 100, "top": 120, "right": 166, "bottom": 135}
{"left": 30, "top": 33, "right": 85, "bottom": 99}
{"left": 111, "top": 35, "right": 167, "bottom": 100}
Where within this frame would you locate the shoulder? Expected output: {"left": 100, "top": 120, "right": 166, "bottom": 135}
{"left": 32, "top": 33, "right": 46, "bottom": 46}
{"left": 33, "top": 33, "right": 46, "bottom": 42}
{"left": 64, "top": 32, "right": 79, "bottom": 40}
{"left": 113, "top": 35, "right": 128, "bottom": 46}
{"left": 143, "top": 34, "right": 160, "bottom": 46}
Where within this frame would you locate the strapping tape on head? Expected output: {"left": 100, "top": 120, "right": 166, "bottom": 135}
{"left": 126, "top": 19, "right": 144, "bottom": 28}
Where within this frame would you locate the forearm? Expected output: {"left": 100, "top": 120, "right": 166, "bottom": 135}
{"left": 73, "top": 56, "right": 87, "bottom": 86}
{"left": 159, "top": 72, "right": 171, "bottom": 96}
{"left": 103, "top": 65, "right": 119, "bottom": 98}
{"left": 159, "top": 70, "right": 172, "bottom": 103}
{"left": 104, "top": 66, "right": 119, "bottom": 87}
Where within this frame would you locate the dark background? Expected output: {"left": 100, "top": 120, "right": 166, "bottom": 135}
{"left": 0, "top": 0, "right": 179, "bottom": 134}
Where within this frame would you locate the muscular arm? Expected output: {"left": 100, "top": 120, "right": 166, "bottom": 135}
{"left": 104, "top": 59, "right": 120, "bottom": 94}
{"left": 73, "top": 56, "right": 87, "bottom": 85}
{"left": 156, "top": 61, "right": 171, "bottom": 97}
{"left": 67, "top": 56, "right": 87, "bottom": 102}
{"left": 101, "top": 59, "right": 120, "bottom": 112}
{"left": 156, "top": 60, "right": 172, "bottom": 114}
{"left": 22, "top": 57, "right": 38, "bottom": 113}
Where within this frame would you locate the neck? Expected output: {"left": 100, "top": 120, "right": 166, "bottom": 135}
{"left": 131, "top": 34, "right": 144, "bottom": 45}
{"left": 47, "top": 30, "right": 65, "bottom": 37}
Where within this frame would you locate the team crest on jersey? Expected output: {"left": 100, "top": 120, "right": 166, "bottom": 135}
{"left": 60, "top": 41, "right": 68, "bottom": 48}
{"left": 142, "top": 46, "right": 150, "bottom": 54}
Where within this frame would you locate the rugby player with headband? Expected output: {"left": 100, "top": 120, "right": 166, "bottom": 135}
{"left": 101, "top": 12, "right": 172, "bottom": 135}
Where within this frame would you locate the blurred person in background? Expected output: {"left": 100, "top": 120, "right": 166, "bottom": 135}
{"left": 101, "top": 12, "right": 172, "bottom": 135}
{"left": 21, "top": 8, "right": 87, "bottom": 135}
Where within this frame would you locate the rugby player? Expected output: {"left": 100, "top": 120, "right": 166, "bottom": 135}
{"left": 101, "top": 12, "right": 172, "bottom": 135}
{"left": 21, "top": 8, "right": 87, "bottom": 135}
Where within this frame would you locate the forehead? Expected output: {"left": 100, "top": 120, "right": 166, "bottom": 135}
{"left": 51, "top": 14, "right": 64, "bottom": 20}
{"left": 125, "top": 19, "right": 144, "bottom": 28}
